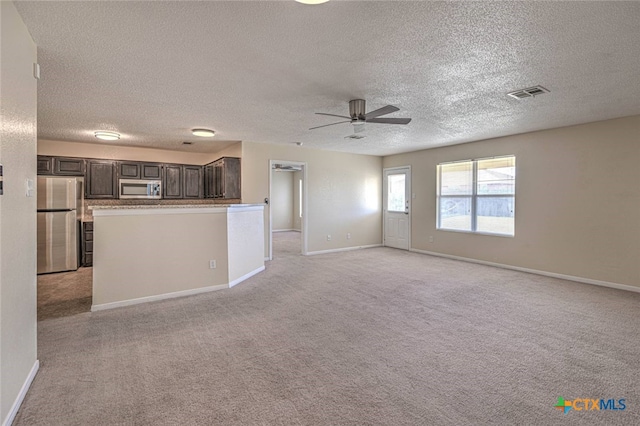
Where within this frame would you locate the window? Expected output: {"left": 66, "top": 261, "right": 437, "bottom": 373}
{"left": 437, "top": 156, "right": 515, "bottom": 236}
{"left": 387, "top": 173, "right": 406, "bottom": 212}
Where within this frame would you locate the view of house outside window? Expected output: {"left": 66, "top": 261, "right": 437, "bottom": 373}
{"left": 437, "top": 156, "right": 515, "bottom": 236}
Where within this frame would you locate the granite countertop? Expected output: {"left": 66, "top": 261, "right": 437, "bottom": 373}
{"left": 89, "top": 204, "right": 264, "bottom": 211}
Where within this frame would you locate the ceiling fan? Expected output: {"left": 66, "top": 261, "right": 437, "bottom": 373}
{"left": 309, "top": 99, "right": 411, "bottom": 131}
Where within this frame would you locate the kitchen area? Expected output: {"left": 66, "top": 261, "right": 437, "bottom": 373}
{"left": 36, "top": 147, "right": 262, "bottom": 320}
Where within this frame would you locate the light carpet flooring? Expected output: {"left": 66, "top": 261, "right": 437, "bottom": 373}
{"left": 15, "top": 232, "right": 640, "bottom": 425}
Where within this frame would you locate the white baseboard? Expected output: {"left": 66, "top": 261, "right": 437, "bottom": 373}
{"left": 229, "top": 265, "right": 266, "bottom": 288}
{"left": 409, "top": 248, "right": 640, "bottom": 294}
{"left": 3, "top": 360, "right": 39, "bottom": 426}
{"left": 91, "top": 284, "right": 229, "bottom": 311}
{"left": 306, "top": 244, "right": 382, "bottom": 256}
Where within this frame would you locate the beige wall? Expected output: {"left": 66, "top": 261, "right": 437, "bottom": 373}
{"left": 271, "top": 171, "right": 294, "bottom": 231}
{"left": 38, "top": 139, "right": 242, "bottom": 165}
{"left": 0, "top": 1, "right": 38, "bottom": 423}
{"left": 93, "top": 211, "right": 230, "bottom": 306}
{"left": 292, "top": 170, "right": 303, "bottom": 231}
{"left": 383, "top": 115, "right": 640, "bottom": 288}
{"left": 215, "top": 142, "right": 242, "bottom": 160}
{"left": 93, "top": 207, "right": 265, "bottom": 308}
{"left": 227, "top": 209, "right": 265, "bottom": 283}
{"left": 242, "top": 142, "right": 382, "bottom": 256}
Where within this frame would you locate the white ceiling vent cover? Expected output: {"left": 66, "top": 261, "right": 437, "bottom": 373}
{"left": 345, "top": 134, "right": 366, "bottom": 140}
{"left": 507, "top": 86, "right": 549, "bottom": 99}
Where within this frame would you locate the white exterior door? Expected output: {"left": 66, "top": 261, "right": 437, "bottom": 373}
{"left": 384, "top": 167, "right": 410, "bottom": 250}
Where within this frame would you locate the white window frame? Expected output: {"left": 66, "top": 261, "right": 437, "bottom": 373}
{"left": 436, "top": 155, "right": 515, "bottom": 237}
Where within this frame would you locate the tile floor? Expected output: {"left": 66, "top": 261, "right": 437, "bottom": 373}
{"left": 37, "top": 267, "right": 92, "bottom": 321}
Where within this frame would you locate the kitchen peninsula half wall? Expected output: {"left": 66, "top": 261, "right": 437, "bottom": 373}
{"left": 91, "top": 204, "right": 264, "bottom": 311}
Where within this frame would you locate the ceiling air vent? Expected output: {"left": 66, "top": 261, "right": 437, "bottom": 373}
{"left": 507, "top": 86, "right": 549, "bottom": 99}
{"left": 344, "top": 134, "right": 366, "bottom": 140}
{"left": 182, "top": 141, "right": 193, "bottom": 145}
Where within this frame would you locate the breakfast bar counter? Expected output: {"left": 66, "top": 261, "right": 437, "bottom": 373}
{"left": 90, "top": 204, "right": 265, "bottom": 311}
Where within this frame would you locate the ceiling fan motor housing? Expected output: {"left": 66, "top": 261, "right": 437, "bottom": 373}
{"left": 349, "top": 99, "right": 367, "bottom": 121}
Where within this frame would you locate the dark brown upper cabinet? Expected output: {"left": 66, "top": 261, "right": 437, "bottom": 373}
{"left": 118, "top": 161, "right": 163, "bottom": 180}
{"left": 213, "top": 157, "right": 241, "bottom": 199}
{"left": 141, "top": 163, "right": 162, "bottom": 180}
{"left": 163, "top": 164, "right": 183, "bottom": 199}
{"left": 86, "top": 160, "right": 118, "bottom": 199}
{"left": 37, "top": 156, "right": 85, "bottom": 176}
{"left": 183, "top": 165, "right": 203, "bottom": 199}
{"left": 204, "top": 163, "right": 215, "bottom": 199}
{"left": 118, "top": 161, "right": 140, "bottom": 179}
{"left": 37, "top": 156, "right": 53, "bottom": 175}
{"left": 54, "top": 157, "right": 85, "bottom": 176}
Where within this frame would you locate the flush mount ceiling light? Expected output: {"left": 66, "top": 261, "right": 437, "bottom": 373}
{"left": 295, "top": 0, "right": 330, "bottom": 4}
{"left": 191, "top": 129, "right": 215, "bottom": 138}
{"left": 94, "top": 131, "right": 120, "bottom": 141}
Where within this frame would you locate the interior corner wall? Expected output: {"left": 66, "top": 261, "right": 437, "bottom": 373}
{"left": 1, "top": 1, "right": 39, "bottom": 423}
{"left": 383, "top": 115, "right": 640, "bottom": 288}
{"left": 271, "top": 171, "right": 294, "bottom": 231}
{"left": 292, "top": 170, "right": 302, "bottom": 231}
{"left": 241, "top": 142, "right": 382, "bottom": 256}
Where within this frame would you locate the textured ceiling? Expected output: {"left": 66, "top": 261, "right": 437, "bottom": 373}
{"left": 14, "top": 1, "right": 640, "bottom": 156}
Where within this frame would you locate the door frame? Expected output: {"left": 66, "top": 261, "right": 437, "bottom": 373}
{"left": 383, "top": 166, "right": 412, "bottom": 250}
{"left": 268, "top": 160, "right": 308, "bottom": 260}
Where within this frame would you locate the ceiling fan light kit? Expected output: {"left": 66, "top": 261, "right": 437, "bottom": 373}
{"left": 310, "top": 99, "right": 411, "bottom": 131}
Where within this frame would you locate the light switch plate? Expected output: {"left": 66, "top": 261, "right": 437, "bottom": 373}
{"left": 26, "top": 178, "right": 35, "bottom": 197}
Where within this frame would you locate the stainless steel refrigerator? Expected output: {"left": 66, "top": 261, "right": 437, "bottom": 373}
{"left": 37, "top": 176, "right": 83, "bottom": 274}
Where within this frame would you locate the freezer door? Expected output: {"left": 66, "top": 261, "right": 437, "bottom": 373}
{"left": 37, "top": 177, "right": 77, "bottom": 210}
{"left": 37, "top": 211, "right": 78, "bottom": 274}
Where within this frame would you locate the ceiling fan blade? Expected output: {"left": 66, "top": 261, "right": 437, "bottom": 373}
{"left": 366, "top": 117, "right": 412, "bottom": 125}
{"left": 309, "top": 120, "right": 351, "bottom": 130}
{"left": 364, "top": 105, "right": 399, "bottom": 119}
{"left": 315, "top": 112, "right": 352, "bottom": 119}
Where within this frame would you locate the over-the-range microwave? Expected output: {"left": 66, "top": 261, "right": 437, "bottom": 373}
{"left": 119, "top": 179, "right": 162, "bottom": 199}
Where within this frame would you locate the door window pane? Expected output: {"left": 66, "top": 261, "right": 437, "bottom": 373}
{"left": 387, "top": 174, "right": 406, "bottom": 212}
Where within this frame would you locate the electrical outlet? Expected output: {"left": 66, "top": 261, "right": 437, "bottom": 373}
{"left": 327, "top": 235, "right": 331, "bottom": 241}
{"left": 209, "top": 260, "right": 216, "bottom": 269}
{"left": 347, "top": 233, "right": 351, "bottom": 240}
{"left": 428, "top": 236, "right": 434, "bottom": 243}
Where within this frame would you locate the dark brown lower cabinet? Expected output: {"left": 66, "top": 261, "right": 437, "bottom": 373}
{"left": 82, "top": 222, "right": 93, "bottom": 267}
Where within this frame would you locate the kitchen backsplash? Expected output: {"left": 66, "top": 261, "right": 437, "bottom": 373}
{"left": 82, "top": 198, "right": 241, "bottom": 221}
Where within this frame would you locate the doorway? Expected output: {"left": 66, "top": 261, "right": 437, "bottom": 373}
{"left": 268, "top": 160, "right": 308, "bottom": 260}
{"left": 383, "top": 167, "right": 411, "bottom": 250}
